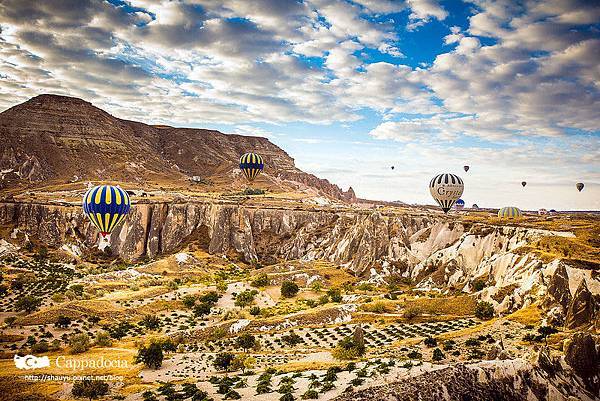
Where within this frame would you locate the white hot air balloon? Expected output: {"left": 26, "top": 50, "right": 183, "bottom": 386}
{"left": 429, "top": 173, "right": 464, "bottom": 213}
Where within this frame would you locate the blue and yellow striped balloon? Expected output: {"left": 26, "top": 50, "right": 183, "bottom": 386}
{"left": 498, "top": 206, "right": 522, "bottom": 218}
{"left": 239, "top": 152, "right": 264, "bottom": 182}
{"left": 82, "top": 185, "right": 131, "bottom": 237}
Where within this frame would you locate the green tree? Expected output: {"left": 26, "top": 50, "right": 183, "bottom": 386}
{"left": 474, "top": 301, "right": 494, "bottom": 320}
{"left": 182, "top": 295, "right": 197, "bottom": 309}
{"left": 213, "top": 352, "right": 235, "bottom": 372}
{"left": 280, "top": 281, "right": 299, "bottom": 298}
{"left": 251, "top": 273, "right": 270, "bottom": 287}
{"left": 432, "top": 348, "right": 445, "bottom": 361}
{"left": 141, "top": 315, "right": 160, "bottom": 330}
{"left": 69, "top": 333, "right": 91, "bottom": 354}
{"left": 236, "top": 333, "right": 256, "bottom": 351}
{"left": 95, "top": 330, "right": 112, "bottom": 347}
{"left": 55, "top": 315, "right": 71, "bottom": 328}
{"left": 327, "top": 288, "right": 342, "bottom": 303}
{"left": 72, "top": 379, "right": 109, "bottom": 400}
{"left": 135, "top": 342, "right": 164, "bottom": 369}
{"left": 193, "top": 302, "right": 213, "bottom": 317}
{"left": 235, "top": 290, "right": 257, "bottom": 308}
{"left": 15, "top": 295, "right": 42, "bottom": 313}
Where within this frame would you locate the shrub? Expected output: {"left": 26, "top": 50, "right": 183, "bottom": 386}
{"left": 72, "top": 379, "right": 109, "bottom": 400}
{"left": 403, "top": 306, "right": 421, "bottom": 320}
{"left": 214, "top": 352, "right": 235, "bottom": 372}
{"left": 182, "top": 295, "right": 197, "bottom": 308}
{"left": 69, "top": 333, "right": 91, "bottom": 354}
{"left": 474, "top": 301, "right": 494, "bottom": 320}
{"left": 251, "top": 274, "right": 270, "bottom": 287}
{"left": 55, "top": 315, "right": 72, "bottom": 329}
{"left": 141, "top": 315, "right": 161, "bottom": 330}
{"left": 135, "top": 342, "right": 163, "bottom": 369}
{"left": 31, "top": 341, "right": 49, "bottom": 354}
{"left": 333, "top": 336, "right": 366, "bottom": 360}
{"left": 95, "top": 330, "right": 112, "bottom": 347}
{"left": 424, "top": 337, "right": 437, "bottom": 347}
{"left": 327, "top": 288, "right": 342, "bottom": 303}
{"left": 472, "top": 279, "right": 486, "bottom": 292}
{"left": 301, "top": 389, "right": 319, "bottom": 399}
{"left": 281, "top": 281, "right": 299, "bottom": 298}
{"left": 432, "top": 348, "right": 445, "bottom": 361}
{"left": 193, "top": 302, "right": 213, "bottom": 317}
{"left": 249, "top": 306, "right": 261, "bottom": 316}
{"left": 15, "top": 295, "right": 42, "bottom": 313}
{"left": 236, "top": 334, "right": 256, "bottom": 351}
{"left": 235, "top": 290, "right": 257, "bottom": 308}
{"left": 281, "top": 331, "right": 302, "bottom": 347}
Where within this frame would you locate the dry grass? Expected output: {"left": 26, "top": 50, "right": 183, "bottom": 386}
{"left": 506, "top": 303, "right": 543, "bottom": 325}
{"left": 402, "top": 295, "right": 477, "bottom": 317}
{"left": 16, "top": 300, "right": 125, "bottom": 326}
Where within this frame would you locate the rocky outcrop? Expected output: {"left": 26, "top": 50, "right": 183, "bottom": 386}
{"left": 565, "top": 280, "right": 596, "bottom": 329}
{"left": 0, "top": 94, "right": 352, "bottom": 202}
{"left": 333, "top": 359, "right": 598, "bottom": 401}
{"left": 564, "top": 333, "right": 600, "bottom": 394}
{"left": 1, "top": 200, "right": 597, "bottom": 324}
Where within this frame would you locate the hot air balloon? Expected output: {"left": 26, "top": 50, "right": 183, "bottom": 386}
{"left": 82, "top": 185, "right": 131, "bottom": 238}
{"left": 239, "top": 152, "right": 264, "bottom": 182}
{"left": 391, "top": 166, "right": 395, "bottom": 170}
{"left": 455, "top": 199, "right": 465, "bottom": 210}
{"left": 429, "top": 173, "right": 464, "bottom": 213}
{"left": 498, "top": 206, "right": 522, "bottom": 218}
{"left": 463, "top": 166, "right": 469, "bottom": 172}
{"left": 472, "top": 204, "right": 479, "bottom": 209}
{"left": 576, "top": 183, "right": 584, "bottom": 192}
{"left": 538, "top": 208, "right": 548, "bottom": 215}
{"left": 521, "top": 181, "right": 527, "bottom": 187}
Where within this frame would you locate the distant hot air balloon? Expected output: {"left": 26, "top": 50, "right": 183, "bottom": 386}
{"left": 455, "top": 199, "right": 465, "bottom": 210}
{"left": 391, "top": 166, "right": 395, "bottom": 170}
{"left": 239, "top": 152, "right": 264, "bottom": 182}
{"left": 498, "top": 206, "right": 522, "bottom": 218}
{"left": 429, "top": 173, "right": 464, "bottom": 213}
{"left": 538, "top": 208, "right": 548, "bottom": 215}
{"left": 463, "top": 166, "right": 469, "bottom": 172}
{"left": 472, "top": 204, "right": 479, "bottom": 209}
{"left": 82, "top": 185, "right": 131, "bottom": 238}
{"left": 576, "top": 183, "right": 584, "bottom": 192}
{"left": 521, "top": 181, "right": 527, "bottom": 187}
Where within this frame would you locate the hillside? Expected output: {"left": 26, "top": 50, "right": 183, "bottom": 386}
{"left": 0, "top": 94, "right": 355, "bottom": 201}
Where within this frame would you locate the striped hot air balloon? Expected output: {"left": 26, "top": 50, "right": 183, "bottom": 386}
{"left": 498, "top": 206, "right": 522, "bottom": 218}
{"left": 429, "top": 173, "right": 464, "bottom": 213}
{"left": 239, "top": 152, "right": 264, "bottom": 182}
{"left": 82, "top": 185, "right": 131, "bottom": 237}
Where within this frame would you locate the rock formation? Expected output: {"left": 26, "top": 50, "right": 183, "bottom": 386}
{"left": 0, "top": 94, "right": 353, "bottom": 202}
{"left": 565, "top": 280, "right": 596, "bottom": 329}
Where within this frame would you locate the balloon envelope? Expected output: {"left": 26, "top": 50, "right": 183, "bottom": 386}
{"left": 521, "top": 181, "right": 527, "bottom": 187}
{"left": 498, "top": 206, "right": 522, "bottom": 218}
{"left": 576, "top": 183, "right": 584, "bottom": 192}
{"left": 463, "top": 166, "right": 469, "bottom": 172}
{"left": 429, "top": 173, "right": 464, "bottom": 213}
{"left": 83, "top": 185, "right": 131, "bottom": 236}
{"left": 239, "top": 152, "right": 264, "bottom": 182}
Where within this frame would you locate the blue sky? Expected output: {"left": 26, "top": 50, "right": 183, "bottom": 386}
{"left": 0, "top": 0, "right": 599, "bottom": 209}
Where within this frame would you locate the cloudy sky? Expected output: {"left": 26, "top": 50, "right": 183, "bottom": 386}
{"left": 0, "top": 0, "right": 599, "bottom": 210}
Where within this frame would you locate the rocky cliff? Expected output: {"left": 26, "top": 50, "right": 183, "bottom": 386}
{"left": 1, "top": 201, "right": 597, "bottom": 326}
{"left": 0, "top": 94, "right": 354, "bottom": 201}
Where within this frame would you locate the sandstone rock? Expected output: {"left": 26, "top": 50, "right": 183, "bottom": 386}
{"left": 565, "top": 280, "right": 596, "bottom": 329}
{"left": 564, "top": 333, "right": 599, "bottom": 378}
{"left": 545, "top": 263, "right": 572, "bottom": 310}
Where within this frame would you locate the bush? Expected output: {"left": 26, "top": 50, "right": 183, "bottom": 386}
{"left": 333, "top": 336, "right": 366, "bottom": 360}
{"left": 475, "top": 301, "right": 494, "bottom": 320}
{"left": 141, "top": 315, "right": 161, "bottom": 330}
{"left": 95, "top": 330, "right": 112, "bottom": 347}
{"left": 182, "top": 295, "right": 197, "bottom": 308}
{"left": 432, "top": 348, "right": 445, "bottom": 361}
{"left": 403, "top": 306, "right": 421, "bottom": 320}
{"left": 69, "top": 333, "right": 91, "bottom": 354}
{"left": 72, "top": 379, "right": 109, "bottom": 400}
{"left": 214, "top": 352, "right": 235, "bottom": 372}
{"left": 235, "top": 290, "right": 257, "bottom": 308}
{"left": 135, "top": 342, "right": 163, "bottom": 369}
{"left": 251, "top": 274, "right": 270, "bottom": 287}
{"left": 15, "top": 295, "right": 42, "bottom": 313}
{"left": 281, "top": 281, "right": 299, "bottom": 298}
{"left": 424, "top": 337, "right": 437, "bottom": 347}
{"left": 281, "top": 331, "right": 302, "bottom": 347}
{"left": 249, "top": 306, "right": 261, "bottom": 316}
{"left": 31, "top": 341, "right": 49, "bottom": 354}
{"left": 55, "top": 315, "right": 71, "bottom": 329}
{"left": 472, "top": 279, "right": 486, "bottom": 292}
{"left": 327, "top": 288, "right": 342, "bottom": 303}
{"left": 236, "top": 334, "right": 256, "bottom": 351}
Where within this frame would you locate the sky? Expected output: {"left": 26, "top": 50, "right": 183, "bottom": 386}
{"left": 0, "top": 0, "right": 598, "bottom": 210}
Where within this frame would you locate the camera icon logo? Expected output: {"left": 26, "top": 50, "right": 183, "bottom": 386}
{"left": 14, "top": 354, "right": 50, "bottom": 370}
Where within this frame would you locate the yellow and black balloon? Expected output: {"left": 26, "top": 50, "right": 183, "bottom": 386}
{"left": 498, "top": 206, "right": 522, "bottom": 218}
{"left": 82, "top": 185, "right": 131, "bottom": 237}
{"left": 239, "top": 152, "right": 264, "bottom": 182}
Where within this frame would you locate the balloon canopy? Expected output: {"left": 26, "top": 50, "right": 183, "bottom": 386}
{"left": 429, "top": 173, "right": 464, "bottom": 213}
{"left": 498, "top": 206, "right": 522, "bottom": 218}
{"left": 576, "top": 183, "right": 584, "bottom": 192}
{"left": 82, "top": 185, "right": 131, "bottom": 237}
{"left": 239, "top": 152, "right": 264, "bottom": 182}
